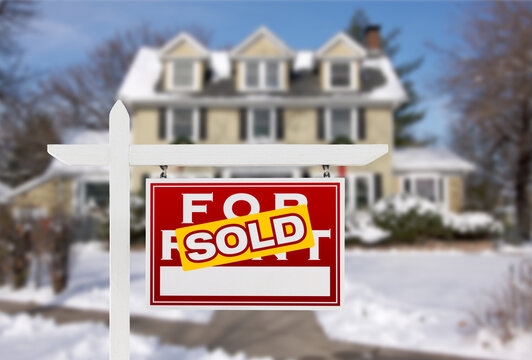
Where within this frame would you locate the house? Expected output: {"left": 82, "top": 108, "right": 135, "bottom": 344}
{"left": 3, "top": 25, "right": 473, "bottom": 224}
{"left": 118, "top": 25, "right": 473, "bottom": 213}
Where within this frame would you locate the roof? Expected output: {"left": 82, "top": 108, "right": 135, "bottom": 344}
{"left": 3, "top": 129, "right": 109, "bottom": 202}
{"left": 159, "top": 32, "right": 209, "bottom": 59}
{"left": 393, "top": 148, "right": 475, "bottom": 174}
{"left": 117, "top": 47, "right": 407, "bottom": 106}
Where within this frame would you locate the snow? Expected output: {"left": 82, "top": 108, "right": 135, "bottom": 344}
{"left": 361, "top": 56, "right": 408, "bottom": 103}
{"left": 317, "top": 251, "right": 531, "bottom": 359}
{"left": 117, "top": 47, "right": 161, "bottom": 100}
{"left": 210, "top": 51, "right": 231, "bottom": 81}
{"left": 345, "top": 211, "right": 389, "bottom": 244}
{"left": 1, "top": 242, "right": 530, "bottom": 359}
{"left": 293, "top": 50, "right": 314, "bottom": 71}
{"left": 0, "top": 181, "right": 10, "bottom": 203}
{"left": 0, "top": 312, "right": 271, "bottom": 360}
{"left": 0, "top": 242, "right": 213, "bottom": 323}
{"left": 445, "top": 211, "right": 504, "bottom": 235}
{"left": 394, "top": 147, "right": 475, "bottom": 173}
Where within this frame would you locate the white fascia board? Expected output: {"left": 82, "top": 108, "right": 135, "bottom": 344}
{"left": 159, "top": 32, "right": 209, "bottom": 59}
{"left": 230, "top": 26, "right": 295, "bottom": 59}
{"left": 316, "top": 32, "right": 367, "bottom": 59}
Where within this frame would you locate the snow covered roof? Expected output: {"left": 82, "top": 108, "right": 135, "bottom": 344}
{"left": 117, "top": 47, "right": 407, "bottom": 106}
{"left": 0, "top": 182, "right": 11, "bottom": 204}
{"left": 3, "top": 129, "right": 109, "bottom": 202}
{"left": 393, "top": 148, "right": 475, "bottom": 174}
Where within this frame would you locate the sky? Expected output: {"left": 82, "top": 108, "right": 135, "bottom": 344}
{"left": 20, "top": 0, "right": 477, "bottom": 145}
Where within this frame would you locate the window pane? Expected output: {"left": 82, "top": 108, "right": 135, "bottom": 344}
{"left": 173, "top": 109, "right": 193, "bottom": 140}
{"left": 246, "top": 62, "right": 260, "bottom": 88}
{"left": 266, "top": 62, "right": 279, "bottom": 88}
{"left": 331, "top": 63, "right": 350, "bottom": 87}
{"left": 253, "top": 109, "right": 271, "bottom": 137}
{"left": 173, "top": 61, "right": 193, "bottom": 87}
{"left": 331, "top": 109, "right": 351, "bottom": 139}
{"left": 415, "top": 178, "right": 436, "bottom": 201}
{"left": 85, "top": 183, "right": 109, "bottom": 208}
{"left": 355, "top": 177, "right": 370, "bottom": 210}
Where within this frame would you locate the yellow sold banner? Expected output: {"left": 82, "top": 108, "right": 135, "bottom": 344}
{"left": 175, "top": 205, "right": 315, "bottom": 271}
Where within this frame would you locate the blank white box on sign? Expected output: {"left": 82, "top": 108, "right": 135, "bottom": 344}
{"left": 160, "top": 266, "right": 331, "bottom": 297}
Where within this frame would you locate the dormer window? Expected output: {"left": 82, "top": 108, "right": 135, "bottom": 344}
{"left": 330, "top": 62, "right": 351, "bottom": 88}
{"left": 172, "top": 61, "right": 194, "bottom": 88}
{"left": 243, "top": 61, "right": 282, "bottom": 91}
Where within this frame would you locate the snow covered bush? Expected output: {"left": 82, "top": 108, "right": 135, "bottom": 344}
{"left": 372, "top": 195, "right": 450, "bottom": 243}
{"left": 371, "top": 195, "right": 502, "bottom": 243}
{"left": 469, "top": 258, "right": 532, "bottom": 343}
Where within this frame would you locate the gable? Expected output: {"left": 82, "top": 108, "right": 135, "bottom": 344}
{"left": 159, "top": 33, "right": 209, "bottom": 59}
{"left": 231, "top": 27, "right": 294, "bottom": 58}
{"left": 317, "top": 32, "right": 367, "bottom": 59}
{"left": 240, "top": 34, "right": 286, "bottom": 57}
{"left": 167, "top": 41, "right": 204, "bottom": 57}
{"left": 323, "top": 40, "right": 362, "bottom": 57}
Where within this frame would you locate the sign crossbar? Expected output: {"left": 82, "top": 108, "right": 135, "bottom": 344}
{"left": 47, "top": 100, "right": 388, "bottom": 360}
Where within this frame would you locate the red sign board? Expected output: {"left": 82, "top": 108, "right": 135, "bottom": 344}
{"left": 146, "top": 178, "right": 344, "bottom": 309}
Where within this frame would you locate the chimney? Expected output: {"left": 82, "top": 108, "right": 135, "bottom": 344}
{"left": 364, "top": 25, "right": 381, "bottom": 53}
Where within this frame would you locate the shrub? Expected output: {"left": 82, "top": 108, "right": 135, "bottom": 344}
{"left": 372, "top": 195, "right": 451, "bottom": 243}
{"left": 371, "top": 195, "right": 502, "bottom": 243}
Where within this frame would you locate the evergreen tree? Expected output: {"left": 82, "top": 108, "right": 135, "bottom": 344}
{"left": 346, "top": 10, "right": 429, "bottom": 146}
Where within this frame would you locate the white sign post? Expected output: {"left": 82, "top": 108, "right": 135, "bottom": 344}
{"left": 48, "top": 101, "right": 388, "bottom": 360}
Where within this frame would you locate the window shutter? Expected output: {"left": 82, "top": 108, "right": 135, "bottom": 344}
{"left": 239, "top": 108, "right": 247, "bottom": 140}
{"left": 158, "top": 108, "right": 167, "bottom": 140}
{"left": 276, "top": 108, "right": 284, "bottom": 140}
{"left": 357, "top": 108, "right": 366, "bottom": 140}
{"left": 374, "top": 173, "right": 382, "bottom": 201}
{"left": 317, "top": 108, "right": 325, "bottom": 140}
{"left": 199, "top": 108, "right": 207, "bottom": 140}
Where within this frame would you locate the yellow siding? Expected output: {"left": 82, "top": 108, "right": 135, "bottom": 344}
{"left": 283, "top": 109, "right": 317, "bottom": 144}
{"left": 240, "top": 34, "right": 285, "bottom": 57}
{"left": 203, "top": 109, "right": 240, "bottom": 144}
{"left": 449, "top": 176, "right": 463, "bottom": 212}
{"left": 132, "top": 108, "right": 165, "bottom": 145}
{"left": 167, "top": 41, "right": 203, "bottom": 57}
{"left": 392, "top": 176, "right": 401, "bottom": 194}
{"left": 323, "top": 41, "right": 359, "bottom": 57}
{"left": 11, "top": 178, "right": 73, "bottom": 216}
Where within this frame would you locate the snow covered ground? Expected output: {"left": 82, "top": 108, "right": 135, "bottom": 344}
{"left": 317, "top": 250, "right": 531, "bottom": 360}
{"left": 0, "top": 311, "right": 270, "bottom": 360}
{"left": 0, "top": 242, "right": 531, "bottom": 359}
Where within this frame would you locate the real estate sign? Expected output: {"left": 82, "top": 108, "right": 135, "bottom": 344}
{"left": 146, "top": 178, "right": 344, "bottom": 308}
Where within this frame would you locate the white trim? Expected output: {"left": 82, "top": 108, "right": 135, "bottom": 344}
{"left": 247, "top": 107, "right": 277, "bottom": 143}
{"left": 231, "top": 26, "right": 295, "bottom": 59}
{"left": 316, "top": 32, "right": 367, "bottom": 59}
{"left": 167, "top": 60, "right": 200, "bottom": 92}
{"left": 325, "top": 107, "right": 358, "bottom": 142}
{"left": 159, "top": 32, "right": 209, "bottom": 59}
{"left": 166, "top": 107, "right": 200, "bottom": 142}
{"left": 325, "top": 60, "right": 357, "bottom": 92}
{"left": 241, "top": 60, "right": 284, "bottom": 91}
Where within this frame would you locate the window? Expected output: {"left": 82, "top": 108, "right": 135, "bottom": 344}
{"left": 330, "top": 109, "right": 351, "bottom": 140}
{"left": 265, "top": 61, "right": 280, "bottom": 88}
{"left": 415, "top": 178, "right": 437, "bottom": 202}
{"left": 355, "top": 177, "right": 370, "bottom": 210}
{"left": 326, "top": 108, "right": 356, "bottom": 141}
{"left": 248, "top": 108, "right": 275, "bottom": 143}
{"left": 245, "top": 62, "right": 260, "bottom": 89}
{"left": 346, "top": 174, "right": 374, "bottom": 211}
{"left": 243, "top": 61, "right": 282, "bottom": 90}
{"left": 172, "top": 61, "right": 194, "bottom": 88}
{"left": 330, "top": 62, "right": 351, "bottom": 88}
{"left": 172, "top": 109, "right": 194, "bottom": 140}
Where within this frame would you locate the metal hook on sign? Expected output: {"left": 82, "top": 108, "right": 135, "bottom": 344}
{"left": 322, "top": 165, "right": 330, "bottom": 178}
{"left": 160, "top": 165, "right": 168, "bottom": 178}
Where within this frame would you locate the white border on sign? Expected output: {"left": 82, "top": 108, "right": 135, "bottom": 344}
{"left": 145, "top": 177, "right": 345, "bottom": 310}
